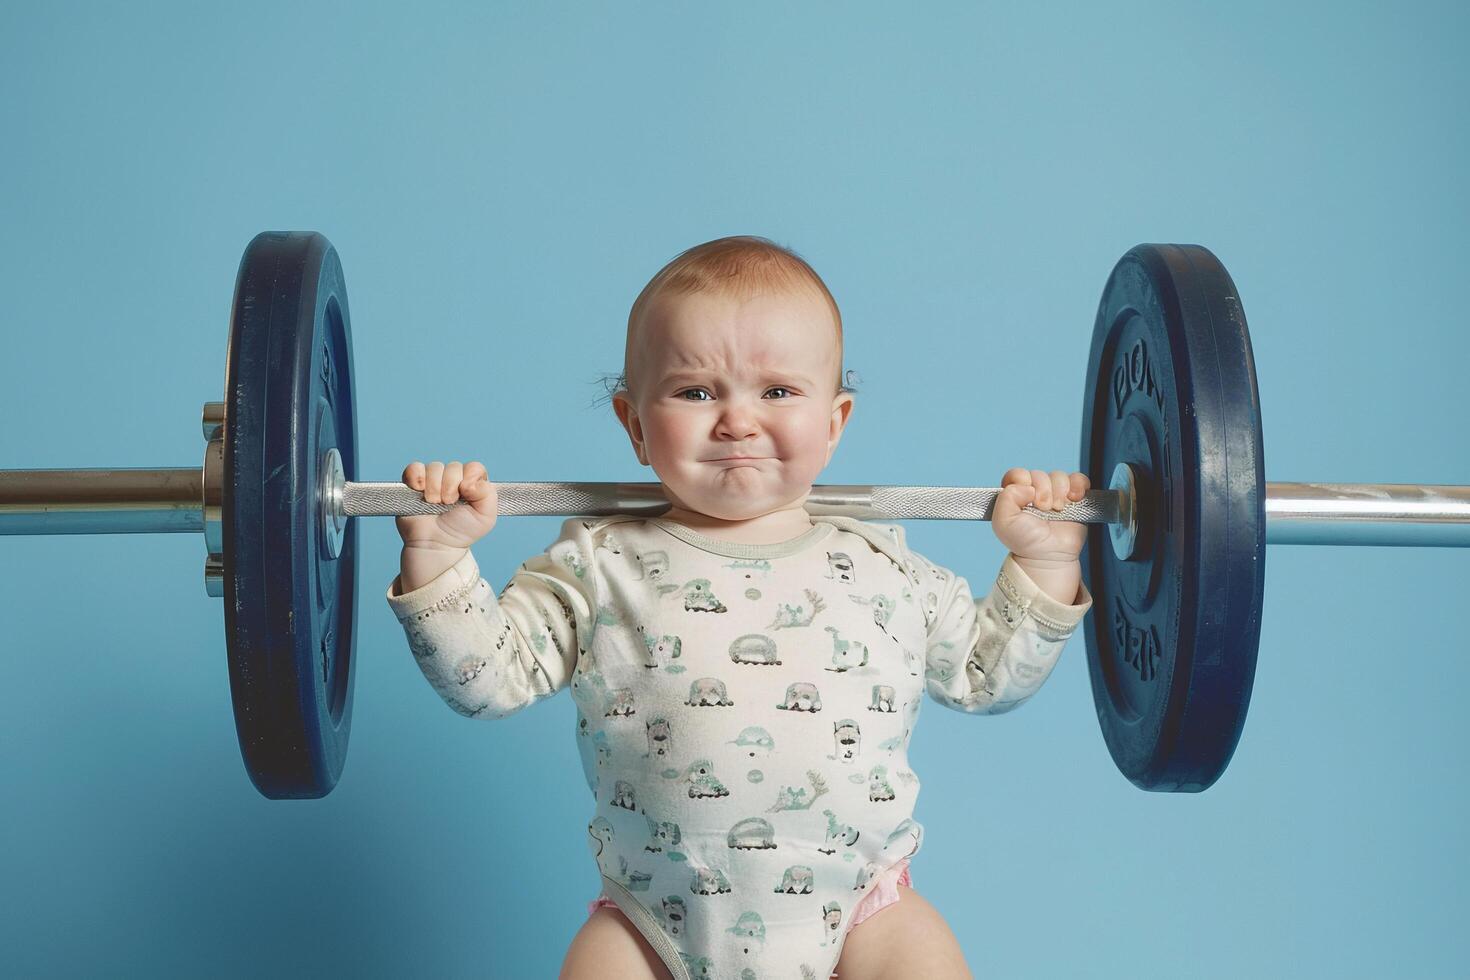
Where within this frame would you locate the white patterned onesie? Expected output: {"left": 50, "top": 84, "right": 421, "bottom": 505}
{"left": 386, "top": 515, "right": 1093, "bottom": 979}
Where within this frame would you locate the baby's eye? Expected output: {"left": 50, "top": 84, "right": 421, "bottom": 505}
{"left": 765, "top": 387, "right": 793, "bottom": 399}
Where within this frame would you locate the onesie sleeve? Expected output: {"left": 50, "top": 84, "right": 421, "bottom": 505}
{"left": 911, "top": 545, "right": 1094, "bottom": 715}
{"left": 384, "top": 518, "right": 599, "bottom": 720}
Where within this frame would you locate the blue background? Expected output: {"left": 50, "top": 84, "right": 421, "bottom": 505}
{"left": 3, "top": 2, "right": 1466, "bottom": 977}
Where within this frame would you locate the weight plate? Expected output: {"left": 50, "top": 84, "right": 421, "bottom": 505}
{"left": 223, "top": 231, "right": 359, "bottom": 799}
{"left": 1079, "top": 244, "right": 1266, "bottom": 792}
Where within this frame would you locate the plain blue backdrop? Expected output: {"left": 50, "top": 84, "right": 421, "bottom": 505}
{"left": 2, "top": 2, "right": 1466, "bottom": 977}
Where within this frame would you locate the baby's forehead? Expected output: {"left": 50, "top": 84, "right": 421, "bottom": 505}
{"left": 627, "top": 286, "right": 839, "bottom": 389}
{"left": 639, "top": 326, "right": 835, "bottom": 379}
{"left": 639, "top": 289, "right": 834, "bottom": 348}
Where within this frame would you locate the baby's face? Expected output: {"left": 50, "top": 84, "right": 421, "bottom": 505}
{"left": 613, "top": 287, "right": 854, "bottom": 524}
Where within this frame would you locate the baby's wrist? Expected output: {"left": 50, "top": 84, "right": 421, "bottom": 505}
{"left": 399, "top": 545, "right": 471, "bottom": 594}
{"left": 1008, "top": 553, "right": 1083, "bottom": 605}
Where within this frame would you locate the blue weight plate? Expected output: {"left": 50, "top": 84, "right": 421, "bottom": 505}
{"left": 1079, "top": 244, "right": 1266, "bottom": 792}
{"left": 223, "top": 231, "right": 359, "bottom": 799}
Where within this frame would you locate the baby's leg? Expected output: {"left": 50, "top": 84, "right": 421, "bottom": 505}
{"left": 833, "top": 884, "right": 973, "bottom": 980}
{"left": 559, "top": 907, "right": 673, "bottom": 980}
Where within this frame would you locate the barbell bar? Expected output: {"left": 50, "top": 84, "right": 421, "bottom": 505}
{"left": 1, "top": 231, "right": 1465, "bottom": 800}
{"left": 5, "top": 466, "right": 1468, "bottom": 547}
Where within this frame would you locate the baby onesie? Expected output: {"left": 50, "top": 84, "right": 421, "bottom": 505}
{"left": 386, "top": 515, "right": 1093, "bottom": 979}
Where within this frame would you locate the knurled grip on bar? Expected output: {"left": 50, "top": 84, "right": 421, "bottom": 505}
{"left": 338, "top": 481, "right": 1125, "bottom": 524}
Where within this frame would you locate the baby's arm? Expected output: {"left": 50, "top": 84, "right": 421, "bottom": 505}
{"left": 916, "top": 547, "right": 1093, "bottom": 715}
{"left": 384, "top": 518, "right": 597, "bottom": 720}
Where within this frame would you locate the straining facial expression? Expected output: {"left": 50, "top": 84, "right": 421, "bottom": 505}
{"left": 613, "top": 286, "right": 855, "bottom": 524}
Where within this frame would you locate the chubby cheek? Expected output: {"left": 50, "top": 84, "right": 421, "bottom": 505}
{"left": 638, "top": 409, "right": 698, "bottom": 464}
{"left": 775, "top": 412, "right": 837, "bottom": 473}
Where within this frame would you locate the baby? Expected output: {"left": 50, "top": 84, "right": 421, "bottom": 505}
{"left": 386, "top": 236, "right": 1095, "bottom": 980}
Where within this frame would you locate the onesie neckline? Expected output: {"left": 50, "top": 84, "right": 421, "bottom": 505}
{"left": 644, "top": 517, "right": 835, "bottom": 559}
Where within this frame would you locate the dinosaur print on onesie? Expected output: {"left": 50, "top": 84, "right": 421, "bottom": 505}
{"left": 577, "top": 517, "right": 936, "bottom": 979}
{"left": 390, "top": 512, "right": 1088, "bottom": 977}
{"left": 391, "top": 501, "right": 1091, "bottom": 977}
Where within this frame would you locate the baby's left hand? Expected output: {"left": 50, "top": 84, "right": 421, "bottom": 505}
{"left": 991, "top": 468, "right": 1091, "bottom": 563}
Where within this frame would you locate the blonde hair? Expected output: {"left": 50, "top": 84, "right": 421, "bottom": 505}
{"left": 617, "top": 235, "right": 849, "bottom": 400}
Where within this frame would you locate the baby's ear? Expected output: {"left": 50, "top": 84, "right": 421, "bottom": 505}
{"left": 611, "top": 394, "right": 649, "bottom": 464}
{"left": 611, "top": 390, "right": 633, "bottom": 425}
{"left": 829, "top": 391, "right": 856, "bottom": 430}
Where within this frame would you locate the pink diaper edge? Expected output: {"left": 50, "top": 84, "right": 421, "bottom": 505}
{"left": 845, "top": 857, "right": 913, "bottom": 929}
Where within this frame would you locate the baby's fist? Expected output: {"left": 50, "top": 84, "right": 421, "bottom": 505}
{"left": 395, "top": 459, "right": 499, "bottom": 550}
{"left": 991, "top": 468, "right": 1090, "bottom": 563}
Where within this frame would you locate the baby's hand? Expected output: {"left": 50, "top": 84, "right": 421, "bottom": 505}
{"left": 395, "top": 460, "right": 499, "bottom": 551}
{"left": 991, "top": 468, "right": 1090, "bottom": 563}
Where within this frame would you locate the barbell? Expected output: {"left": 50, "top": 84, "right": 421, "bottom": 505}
{"left": 2, "top": 232, "right": 1465, "bottom": 800}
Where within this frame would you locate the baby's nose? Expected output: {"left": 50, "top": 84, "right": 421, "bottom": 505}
{"left": 714, "top": 406, "right": 759, "bottom": 437}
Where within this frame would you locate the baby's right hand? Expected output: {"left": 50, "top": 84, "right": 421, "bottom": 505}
{"left": 395, "top": 460, "right": 499, "bottom": 551}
